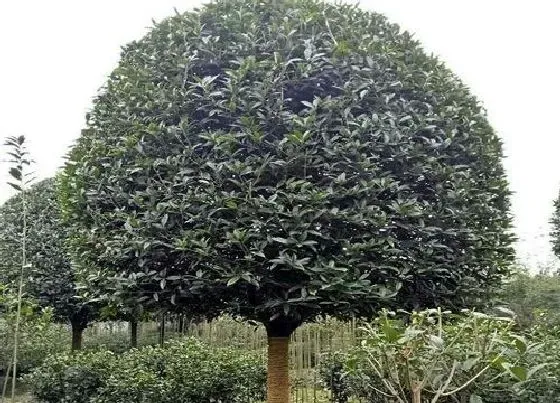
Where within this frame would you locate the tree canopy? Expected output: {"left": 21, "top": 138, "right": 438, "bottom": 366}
{"left": 62, "top": 0, "right": 513, "bottom": 333}
{"left": 0, "top": 178, "right": 94, "bottom": 349}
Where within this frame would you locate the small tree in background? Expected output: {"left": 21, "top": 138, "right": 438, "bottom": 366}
{"left": 550, "top": 194, "right": 560, "bottom": 260}
{"left": 61, "top": 0, "right": 515, "bottom": 400}
{"left": 0, "top": 177, "right": 95, "bottom": 351}
{"left": 501, "top": 268, "right": 560, "bottom": 329}
{"left": 2, "top": 135, "right": 33, "bottom": 400}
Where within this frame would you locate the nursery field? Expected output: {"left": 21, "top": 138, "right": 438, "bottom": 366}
{"left": 2, "top": 0, "right": 560, "bottom": 402}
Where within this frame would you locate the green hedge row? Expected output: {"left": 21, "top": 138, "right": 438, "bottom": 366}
{"left": 25, "top": 337, "right": 266, "bottom": 403}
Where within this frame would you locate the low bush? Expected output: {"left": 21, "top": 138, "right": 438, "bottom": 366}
{"left": 321, "top": 309, "right": 555, "bottom": 403}
{"left": 25, "top": 337, "right": 266, "bottom": 403}
{"left": 25, "top": 350, "right": 115, "bottom": 403}
{"left": 503, "top": 317, "right": 560, "bottom": 403}
{"left": 0, "top": 303, "right": 69, "bottom": 375}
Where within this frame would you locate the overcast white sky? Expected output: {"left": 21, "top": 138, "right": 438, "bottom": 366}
{"left": 1, "top": 0, "right": 559, "bottom": 270}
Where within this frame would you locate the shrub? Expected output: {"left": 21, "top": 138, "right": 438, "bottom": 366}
{"left": 321, "top": 309, "right": 550, "bottom": 403}
{"left": 24, "top": 350, "right": 115, "bottom": 403}
{"left": 501, "top": 316, "right": 560, "bottom": 403}
{"left": 26, "top": 337, "right": 266, "bottom": 403}
{"left": 0, "top": 304, "right": 69, "bottom": 375}
{"left": 319, "top": 352, "right": 351, "bottom": 403}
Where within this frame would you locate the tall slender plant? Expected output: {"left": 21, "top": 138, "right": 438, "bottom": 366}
{"left": 2, "top": 135, "right": 33, "bottom": 401}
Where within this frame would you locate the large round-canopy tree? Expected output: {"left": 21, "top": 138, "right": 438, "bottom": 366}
{"left": 0, "top": 178, "right": 94, "bottom": 350}
{"left": 61, "top": 0, "right": 514, "bottom": 401}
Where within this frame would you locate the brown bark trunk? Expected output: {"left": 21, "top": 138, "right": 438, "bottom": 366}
{"left": 130, "top": 320, "right": 138, "bottom": 348}
{"left": 267, "top": 336, "right": 290, "bottom": 403}
{"left": 71, "top": 324, "right": 83, "bottom": 351}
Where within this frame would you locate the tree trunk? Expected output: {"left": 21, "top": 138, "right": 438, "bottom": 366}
{"left": 178, "top": 315, "right": 185, "bottom": 334}
{"left": 130, "top": 320, "right": 138, "bottom": 348}
{"left": 71, "top": 324, "right": 83, "bottom": 351}
{"left": 159, "top": 313, "right": 166, "bottom": 346}
{"left": 412, "top": 381, "right": 422, "bottom": 403}
{"left": 267, "top": 336, "right": 290, "bottom": 403}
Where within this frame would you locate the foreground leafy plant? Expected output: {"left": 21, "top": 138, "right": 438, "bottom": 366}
{"left": 323, "top": 309, "right": 547, "bottom": 403}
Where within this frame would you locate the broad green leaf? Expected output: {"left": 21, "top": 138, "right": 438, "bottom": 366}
{"left": 469, "top": 395, "right": 483, "bottom": 403}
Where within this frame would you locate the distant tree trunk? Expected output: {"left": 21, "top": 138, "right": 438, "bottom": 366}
{"left": 71, "top": 323, "right": 84, "bottom": 351}
{"left": 2, "top": 360, "right": 12, "bottom": 401}
{"left": 178, "top": 315, "right": 185, "bottom": 334}
{"left": 159, "top": 313, "right": 166, "bottom": 346}
{"left": 130, "top": 319, "right": 138, "bottom": 348}
{"left": 69, "top": 307, "right": 90, "bottom": 352}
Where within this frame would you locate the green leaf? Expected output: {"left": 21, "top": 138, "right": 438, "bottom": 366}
{"left": 7, "top": 182, "right": 22, "bottom": 191}
{"left": 461, "top": 358, "right": 478, "bottom": 371}
{"left": 9, "top": 167, "right": 22, "bottom": 181}
{"left": 227, "top": 276, "right": 240, "bottom": 286}
{"left": 124, "top": 221, "right": 134, "bottom": 233}
{"left": 428, "top": 335, "right": 444, "bottom": 349}
{"left": 469, "top": 395, "right": 483, "bottom": 403}
{"left": 508, "top": 366, "right": 527, "bottom": 381}
{"left": 380, "top": 323, "right": 400, "bottom": 343}
{"left": 512, "top": 335, "right": 527, "bottom": 354}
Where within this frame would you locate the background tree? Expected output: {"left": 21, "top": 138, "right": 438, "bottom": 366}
{"left": 500, "top": 267, "right": 560, "bottom": 329}
{"left": 550, "top": 193, "right": 560, "bottom": 259}
{"left": 0, "top": 177, "right": 94, "bottom": 351}
{"left": 2, "top": 135, "right": 34, "bottom": 400}
{"left": 61, "top": 0, "right": 515, "bottom": 401}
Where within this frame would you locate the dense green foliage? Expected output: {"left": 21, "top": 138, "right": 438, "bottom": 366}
{"left": 25, "top": 337, "right": 266, "bottom": 403}
{"left": 62, "top": 0, "right": 513, "bottom": 338}
{"left": 500, "top": 270, "right": 560, "bottom": 329}
{"left": 321, "top": 310, "right": 556, "bottom": 403}
{"left": 514, "top": 318, "right": 560, "bottom": 403}
{"left": 25, "top": 349, "right": 114, "bottom": 403}
{"left": 0, "top": 178, "right": 93, "bottom": 334}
